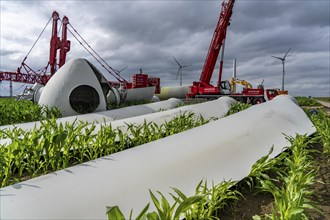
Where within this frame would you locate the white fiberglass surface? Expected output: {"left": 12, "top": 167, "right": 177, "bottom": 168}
{"left": 0, "top": 97, "right": 233, "bottom": 146}
{"left": 102, "top": 96, "right": 236, "bottom": 136}
{"left": 0, "top": 96, "right": 315, "bottom": 220}
{"left": 0, "top": 98, "right": 182, "bottom": 133}
{"left": 125, "top": 86, "right": 156, "bottom": 101}
{"left": 156, "top": 85, "right": 189, "bottom": 100}
{"left": 38, "top": 58, "right": 108, "bottom": 117}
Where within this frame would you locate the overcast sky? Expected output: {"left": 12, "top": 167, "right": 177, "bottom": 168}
{"left": 1, "top": 0, "right": 329, "bottom": 97}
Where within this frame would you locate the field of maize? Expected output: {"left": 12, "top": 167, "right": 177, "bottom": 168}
{"left": 0, "top": 96, "right": 329, "bottom": 219}
{"left": 0, "top": 98, "right": 213, "bottom": 187}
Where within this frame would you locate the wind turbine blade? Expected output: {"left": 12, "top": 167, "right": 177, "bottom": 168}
{"left": 119, "top": 66, "right": 128, "bottom": 73}
{"left": 112, "top": 68, "right": 120, "bottom": 75}
{"left": 271, "top": 55, "right": 283, "bottom": 60}
{"left": 172, "top": 56, "right": 181, "bottom": 67}
{"left": 283, "top": 48, "right": 291, "bottom": 59}
{"left": 182, "top": 64, "right": 192, "bottom": 68}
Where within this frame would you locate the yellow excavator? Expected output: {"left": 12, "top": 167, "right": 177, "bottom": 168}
{"left": 230, "top": 77, "right": 253, "bottom": 92}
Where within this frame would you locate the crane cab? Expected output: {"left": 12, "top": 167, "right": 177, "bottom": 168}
{"left": 219, "top": 80, "right": 231, "bottom": 94}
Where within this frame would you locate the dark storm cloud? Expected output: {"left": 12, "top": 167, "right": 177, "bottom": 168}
{"left": 227, "top": 0, "right": 329, "bottom": 56}
{"left": 72, "top": 1, "right": 219, "bottom": 83}
{"left": 0, "top": 0, "right": 329, "bottom": 96}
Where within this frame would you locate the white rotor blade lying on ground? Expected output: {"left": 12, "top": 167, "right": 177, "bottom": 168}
{"left": 0, "top": 97, "right": 234, "bottom": 146}
{"left": 0, "top": 95, "right": 315, "bottom": 220}
{"left": 0, "top": 98, "right": 182, "bottom": 132}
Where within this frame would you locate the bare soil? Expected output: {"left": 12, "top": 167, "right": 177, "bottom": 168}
{"left": 307, "top": 143, "right": 330, "bottom": 220}
{"left": 217, "top": 143, "right": 330, "bottom": 220}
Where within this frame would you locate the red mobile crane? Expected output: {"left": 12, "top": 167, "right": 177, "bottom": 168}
{"left": 187, "top": 0, "right": 278, "bottom": 104}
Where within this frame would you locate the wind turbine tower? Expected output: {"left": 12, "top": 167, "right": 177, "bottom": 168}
{"left": 271, "top": 48, "right": 291, "bottom": 91}
{"left": 173, "top": 56, "right": 191, "bottom": 86}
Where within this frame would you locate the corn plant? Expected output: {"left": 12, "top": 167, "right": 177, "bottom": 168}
{"left": 295, "top": 97, "right": 321, "bottom": 107}
{"left": 246, "top": 146, "right": 289, "bottom": 190}
{"left": 106, "top": 188, "right": 206, "bottom": 220}
{"left": 163, "top": 112, "right": 209, "bottom": 136}
{"left": 252, "top": 135, "right": 319, "bottom": 220}
{"left": 178, "top": 180, "right": 242, "bottom": 219}
{"left": 307, "top": 108, "right": 330, "bottom": 156}
{"left": 225, "top": 102, "right": 251, "bottom": 116}
{"left": 0, "top": 112, "right": 213, "bottom": 187}
{"left": 106, "top": 179, "right": 242, "bottom": 220}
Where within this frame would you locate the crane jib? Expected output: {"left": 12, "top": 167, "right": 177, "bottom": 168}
{"left": 199, "top": 0, "right": 235, "bottom": 85}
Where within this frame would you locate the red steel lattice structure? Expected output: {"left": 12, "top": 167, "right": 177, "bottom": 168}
{"left": 0, "top": 11, "right": 70, "bottom": 85}
{"left": 0, "top": 10, "right": 161, "bottom": 94}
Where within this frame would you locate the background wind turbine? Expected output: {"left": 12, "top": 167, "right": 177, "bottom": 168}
{"left": 173, "top": 56, "right": 191, "bottom": 86}
{"left": 115, "top": 66, "right": 128, "bottom": 75}
{"left": 271, "top": 48, "right": 291, "bottom": 91}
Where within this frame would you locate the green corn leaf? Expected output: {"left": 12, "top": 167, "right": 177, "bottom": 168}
{"left": 169, "top": 193, "right": 182, "bottom": 206}
{"left": 129, "top": 209, "right": 133, "bottom": 220}
{"left": 173, "top": 195, "right": 205, "bottom": 219}
{"left": 288, "top": 207, "right": 304, "bottom": 215}
{"left": 106, "top": 206, "right": 125, "bottom": 220}
{"left": 149, "top": 190, "right": 164, "bottom": 217}
{"left": 135, "top": 203, "right": 150, "bottom": 220}
{"left": 171, "top": 187, "right": 188, "bottom": 200}
{"left": 159, "top": 192, "right": 171, "bottom": 216}
{"left": 146, "top": 211, "right": 159, "bottom": 220}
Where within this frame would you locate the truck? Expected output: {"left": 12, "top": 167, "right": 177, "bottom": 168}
{"left": 186, "top": 0, "right": 279, "bottom": 104}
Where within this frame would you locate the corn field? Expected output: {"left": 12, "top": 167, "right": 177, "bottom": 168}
{"left": 0, "top": 112, "right": 210, "bottom": 187}
{"left": 0, "top": 98, "right": 61, "bottom": 126}
{"left": 295, "top": 97, "right": 321, "bottom": 107}
{"left": 0, "top": 97, "right": 328, "bottom": 219}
